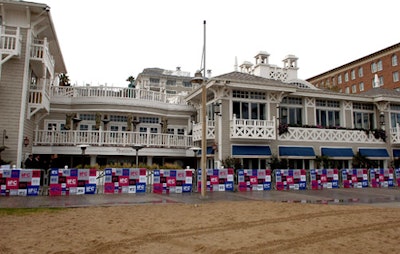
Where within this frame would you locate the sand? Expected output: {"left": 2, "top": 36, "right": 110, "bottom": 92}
{"left": 0, "top": 201, "right": 399, "bottom": 254}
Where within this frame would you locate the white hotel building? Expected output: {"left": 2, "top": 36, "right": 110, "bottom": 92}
{"left": 1, "top": 0, "right": 400, "bottom": 171}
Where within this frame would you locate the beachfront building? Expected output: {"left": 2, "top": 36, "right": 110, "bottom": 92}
{"left": 0, "top": 0, "right": 67, "bottom": 167}
{"left": 187, "top": 51, "right": 400, "bottom": 170}
{"left": 1, "top": 0, "right": 399, "bottom": 172}
{"left": 307, "top": 43, "right": 400, "bottom": 94}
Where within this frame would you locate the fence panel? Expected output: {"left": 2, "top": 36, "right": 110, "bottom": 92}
{"left": 197, "top": 168, "right": 234, "bottom": 192}
{"left": 49, "top": 168, "right": 97, "bottom": 195}
{"left": 103, "top": 168, "right": 146, "bottom": 194}
{"left": 369, "top": 168, "right": 394, "bottom": 188}
{"left": 0, "top": 168, "right": 41, "bottom": 196}
{"left": 341, "top": 169, "right": 368, "bottom": 188}
{"left": 153, "top": 169, "right": 193, "bottom": 194}
{"left": 309, "top": 169, "right": 339, "bottom": 190}
{"left": 275, "top": 169, "right": 307, "bottom": 190}
{"left": 238, "top": 169, "right": 272, "bottom": 191}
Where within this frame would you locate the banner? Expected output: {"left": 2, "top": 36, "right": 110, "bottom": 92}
{"left": 153, "top": 169, "right": 193, "bottom": 194}
{"left": 238, "top": 169, "right": 272, "bottom": 191}
{"left": 197, "top": 168, "right": 234, "bottom": 192}
{"left": 49, "top": 168, "right": 97, "bottom": 196}
{"left": 341, "top": 168, "right": 368, "bottom": 188}
{"left": 369, "top": 168, "right": 394, "bottom": 188}
{"left": 275, "top": 169, "right": 307, "bottom": 190}
{"left": 0, "top": 169, "right": 41, "bottom": 196}
{"left": 309, "top": 169, "right": 339, "bottom": 190}
{"left": 103, "top": 168, "right": 146, "bottom": 194}
{"left": 396, "top": 168, "right": 400, "bottom": 186}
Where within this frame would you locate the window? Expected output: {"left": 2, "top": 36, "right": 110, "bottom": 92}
{"left": 351, "top": 84, "right": 357, "bottom": 93}
{"left": 353, "top": 103, "right": 374, "bottom": 129}
{"left": 390, "top": 104, "right": 400, "bottom": 128}
{"left": 183, "top": 81, "right": 192, "bottom": 87}
{"left": 345, "top": 87, "right": 350, "bottom": 94}
{"left": 392, "top": 54, "right": 398, "bottom": 66}
{"left": 359, "top": 82, "right": 364, "bottom": 91}
{"left": 80, "top": 114, "right": 95, "bottom": 121}
{"left": 232, "top": 101, "right": 266, "bottom": 120}
{"left": 149, "top": 78, "right": 160, "bottom": 85}
{"left": 379, "top": 76, "right": 384, "bottom": 85}
{"left": 280, "top": 97, "right": 303, "bottom": 125}
{"left": 177, "top": 128, "right": 185, "bottom": 135}
{"left": 377, "top": 60, "right": 383, "bottom": 71}
{"left": 110, "top": 115, "right": 127, "bottom": 122}
{"left": 371, "top": 63, "right": 377, "bottom": 73}
{"left": 358, "top": 67, "right": 363, "bottom": 77}
{"left": 166, "top": 80, "right": 176, "bottom": 86}
{"left": 316, "top": 109, "right": 340, "bottom": 127}
{"left": 139, "top": 117, "right": 159, "bottom": 123}
{"left": 316, "top": 100, "right": 340, "bottom": 127}
{"left": 337, "top": 75, "right": 342, "bottom": 84}
{"left": 393, "top": 71, "right": 399, "bottom": 82}
{"left": 344, "top": 72, "right": 349, "bottom": 82}
{"left": 351, "top": 69, "right": 355, "bottom": 80}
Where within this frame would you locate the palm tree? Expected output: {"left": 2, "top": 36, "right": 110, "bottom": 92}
{"left": 58, "top": 73, "right": 70, "bottom": 86}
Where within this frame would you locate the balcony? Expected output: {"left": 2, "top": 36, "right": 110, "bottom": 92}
{"left": 390, "top": 124, "right": 400, "bottom": 145}
{"left": 50, "top": 86, "right": 189, "bottom": 105}
{"left": 230, "top": 116, "right": 276, "bottom": 140}
{"left": 192, "top": 120, "right": 215, "bottom": 141}
{"left": 28, "top": 79, "right": 51, "bottom": 119}
{"left": 278, "top": 126, "right": 385, "bottom": 143}
{"left": 34, "top": 129, "right": 194, "bottom": 149}
{"left": 0, "top": 26, "right": 22, "bottom": 65}
{"left": 30, "top": 38, "right": 55, "bottom": 76}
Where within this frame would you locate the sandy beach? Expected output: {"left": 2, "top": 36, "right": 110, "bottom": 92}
{"left": 0, "top": 200, "right": 399, "bottom": 253}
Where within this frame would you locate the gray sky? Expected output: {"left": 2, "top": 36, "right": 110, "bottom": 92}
{"left": 40, "top": 0, "right": 399, "bottom": 87}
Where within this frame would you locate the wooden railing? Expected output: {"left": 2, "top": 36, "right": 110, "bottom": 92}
{"left": 34, "top": 130, "right": 194, "bottom": 148}
{"left": 50, "top": 86, "right": 188, "bottom": 105}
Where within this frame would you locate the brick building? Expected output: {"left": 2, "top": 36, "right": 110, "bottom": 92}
{"left": 307, "top": 43, "right": 400, "bottom": 94}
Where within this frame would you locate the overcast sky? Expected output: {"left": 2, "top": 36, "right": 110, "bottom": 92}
{"left": 39, "top": 0, "right": 399, "bottom": 87}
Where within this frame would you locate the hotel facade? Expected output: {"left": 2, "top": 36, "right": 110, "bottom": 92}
{"left": 1, "top": 0, "right": 400, "bottom": 171}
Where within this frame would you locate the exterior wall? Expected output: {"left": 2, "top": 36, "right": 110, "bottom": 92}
{"left": 0, "top": 28, "right": 27, "bottom": 165}
{"left": 307, "top": 43, "right": 400, "bottom": 94}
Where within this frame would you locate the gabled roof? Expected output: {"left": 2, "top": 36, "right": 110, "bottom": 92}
{"left": 212, "top": 71, "right": 293, "bottom": 87}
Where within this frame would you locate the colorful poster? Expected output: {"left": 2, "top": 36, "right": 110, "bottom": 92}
{"left": 341, "top": 168, "right": 368, "bottom": 188}
{"left": 369, "top": 168, "right": 394, "bottom": 188}
{"left": 153, "top": 169, "right": 193, "bottom": 194}
{"left": 275, "top": 169, "right": 307, "bottom": 190}
{"left": 197, "top": 168, "right": 234, "bottom": 192}
{"left": 309, "top": 169, "right": 339, "bottom": 190}
{"left": 49, "top": 168, "right": 97, "bottom": 196}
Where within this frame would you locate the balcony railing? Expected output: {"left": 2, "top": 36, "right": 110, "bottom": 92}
{"left": 192, "top": 120, "right": 215, "bottom": 141}
{"left": 230, "top": 117, "right": 276, "bottom": 139}
{"left": 390, "top": 124, "right": 400, "bottom": 145}
{"left": 28, "top": 79, "right": 51, "bottom": 119}
{"left": 0, "top": 26, "right": 22, "bottom": 61}
{"left": 34, "top": 130, "right": 193, "bottom": 148}
{"left": 50, "top": 86, "right": 188, "bottom": 105}
{"left": 279, "top": 126, "right": 383, "bottom": 143}
{"left": 30, "top": 38, "right": 55, "bottom": 75}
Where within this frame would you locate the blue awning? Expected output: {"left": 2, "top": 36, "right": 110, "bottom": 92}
{"left": 359, "top": 148, "right": 389, "bottom": 158}
{"left": 198, "top": 146, "right": 214, "bottom": 155}
{"left": 279, "top": 146, "right": 315, "bottom": 158}
{"left": 321, "top": 147, "right": 354, "bottom": 158}
{"left": 393, "top": 149, "right": 400, "bottom": 158}
{"left": 232, "top": 145, "right": 271, "bottom": 156}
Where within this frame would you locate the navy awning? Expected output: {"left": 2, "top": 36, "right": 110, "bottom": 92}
{"left": 198, "top": 147, "right": 214, "bottom": 155}
{"left": 279, "top": 146, "right": 315, "bottom": 158}
{"left": 359, "top": 148, "right": 389, "bottom": 158}
{"left": 232, "top": 145, "right": 271, "bottom": 156}
{"left": 321, "top": 147, "right": 354, "bottom": 158}
{"left": 393, "top": 149, "right": 400, "bottom": 158}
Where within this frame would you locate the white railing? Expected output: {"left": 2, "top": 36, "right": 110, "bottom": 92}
{"left": 192, "top": 120, "right": 215, "bottom": 141}
{"left": 34, "top": 130, "right": 193, "bottom": 148}
{"left": 50, "top": 86, "right": 188, "bottom": 105}
{"left": 230, "top": 116, "right": 276, "bottom": 139}
{"left": 279, "top": 126, "right": 383, "bottom": 143}
{"left": 30, "top": 38, "right": 55, "bottom": 75}
{"left": 390, "top": 123, "right": 400, "bottom": 144}
{"left": 0, "top": 26, "right": 21, "bottom": 56}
